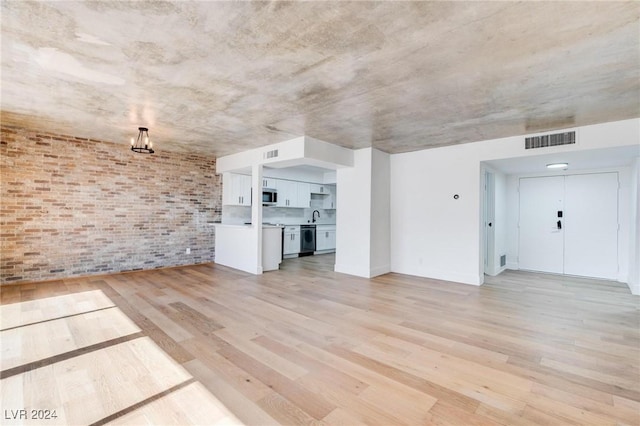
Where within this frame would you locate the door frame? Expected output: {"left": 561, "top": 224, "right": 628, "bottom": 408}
{"left": 483, "top": 170, "right": 496, "bottom": 275}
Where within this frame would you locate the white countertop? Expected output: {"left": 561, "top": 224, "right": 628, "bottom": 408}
{"left": 214, "top": 223, "right": 284, "bottom": 228}
{"left": 215, "top": 223, "right": 335, "bottom": 228}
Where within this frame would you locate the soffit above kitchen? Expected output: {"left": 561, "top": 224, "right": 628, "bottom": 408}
{"left": 1, "top": 1, "right": 638, "bottom": 157}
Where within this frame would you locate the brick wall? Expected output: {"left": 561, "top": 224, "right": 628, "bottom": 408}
{"left": 1, "top": 124, "right": 221, "bottom": 284}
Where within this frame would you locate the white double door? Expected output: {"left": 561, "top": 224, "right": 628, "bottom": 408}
{"left": 518, "top": 173, "right": 619, "bottom": 280}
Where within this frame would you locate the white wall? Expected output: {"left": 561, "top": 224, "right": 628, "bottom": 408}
{"left": 629, "top": 158, "right": 640, "bottom": 295}
{"left": 505, "top": 166, "right": 632, "bottom": 283}
{"left": 370, "top": 149, "right": 391, "bottom": 276}
{"left": 483, "top": 168, "right": 508, "bottom": 276}
{"left": 336, "top": 147, "right": 390, "bottom": 278}
{"left": 391, "top": 143, "right": 482, "bottom": 284}
{"left": 336, "top": 148, "right": 372, "bottom": 277}
{"left": 390, "top": 118, "right": 640, "bottom": 286}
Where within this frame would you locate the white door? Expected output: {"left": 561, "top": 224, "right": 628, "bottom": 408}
{"left": 519, "top": 176, "right": 565, "bottom": 274}
{"left": 564, "top": 173, "right": 618, "bottom": 279}
{"left": 518, "top": 173, "right": 619, "bottom": 279}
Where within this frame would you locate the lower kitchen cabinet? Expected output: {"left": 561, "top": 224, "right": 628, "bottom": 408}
{"left": 315, "top": 225, "right": 336, "bottom": 251}
{"left": 283, "top": 226, "right": 300, "bottom": 255}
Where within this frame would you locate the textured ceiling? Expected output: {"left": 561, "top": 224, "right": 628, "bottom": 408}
{"left": 2, "top": 1, "right": 639, "bottom": 157}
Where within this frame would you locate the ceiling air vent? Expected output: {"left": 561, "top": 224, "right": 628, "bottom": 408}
{"left": 525, "top": 131, "right": 575, "bottom": 149}
{"left": 263, "top": 149, "right": 279, "bottom": 159}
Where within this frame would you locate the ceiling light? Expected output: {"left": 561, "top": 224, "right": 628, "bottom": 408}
{"left": 130, "top": 127, "right": 154, "bottom": 154}
{"left": 546, "top": 163, "right": 568, "bottom": 169}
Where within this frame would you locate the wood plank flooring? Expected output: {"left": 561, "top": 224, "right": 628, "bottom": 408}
{"left": 1, "top": 254, "right": 639, "bottom": 425}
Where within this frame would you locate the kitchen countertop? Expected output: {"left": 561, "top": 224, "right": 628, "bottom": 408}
{"left": 280, "top": 223, "right": 336, "bottom": 226}
{"left": 215, "top": 223, "right": 336, "bottom": 228}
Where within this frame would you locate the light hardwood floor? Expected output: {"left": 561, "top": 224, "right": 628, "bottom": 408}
{"left": 1, "top": 254, "right": 639, "bottom": 425}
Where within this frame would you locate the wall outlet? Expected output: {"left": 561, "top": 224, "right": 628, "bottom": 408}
{"left": 185, "top": 248, "right": 191, "bottom": 254}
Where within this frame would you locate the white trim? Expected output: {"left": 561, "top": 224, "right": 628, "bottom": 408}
{"left": 370, "top": 264, "right": 391, "bottom": 278}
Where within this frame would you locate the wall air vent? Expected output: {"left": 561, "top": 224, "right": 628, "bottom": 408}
{"left": 500, "top": 255, "right": 506, "bottom": 267}
{"left": 263, "top": 149, "right": 279, "bottom": 159}
{"left": 525, "top": 131, "right": 575, "bottom": 149}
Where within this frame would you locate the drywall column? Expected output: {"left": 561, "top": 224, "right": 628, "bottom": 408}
{"left": 336, "top": 149, "right": 372, "bottom": 277}
{"left": 629, "top": 157, "right": 640, "bottom": 295}
{"left": 335, "top": 148, "right": 390, "bottom": 278}
{"left": 370, "top": 149, "right": 391, "bottom": 276}
{"left": 251, "top": 164, "right": 264, "bottom": 274}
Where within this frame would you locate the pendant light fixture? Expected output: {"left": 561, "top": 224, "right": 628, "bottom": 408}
{"left": 130, "top": 127, "right": 154, "bottom": 154}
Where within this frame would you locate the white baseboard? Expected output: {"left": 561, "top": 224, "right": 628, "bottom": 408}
{"left": 506, "top": 261, "right": 519, "bottom": 270}
{"left": 370, "top": 264, "right": 390, "bottom": 278}
{"left": 334, "top": 263, "right": 371, "bottom": 278}
{"left": 486, "top": 265, "right": 508, "bottom": 276}
{"left": 389, "top": 265, "right": 481, "bottom": 286}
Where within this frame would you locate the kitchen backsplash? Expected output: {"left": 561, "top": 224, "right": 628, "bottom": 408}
{"left": 223, "top": 206, "right": 336, "bottom": 225}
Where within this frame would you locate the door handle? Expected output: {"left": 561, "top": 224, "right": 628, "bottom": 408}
{"left": 557, "top": 220, "right": 562, "bottom": 230}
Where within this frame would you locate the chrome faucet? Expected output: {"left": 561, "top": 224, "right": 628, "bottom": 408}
{"left": 312, "top": 210, "right": 320, "bottom": 223}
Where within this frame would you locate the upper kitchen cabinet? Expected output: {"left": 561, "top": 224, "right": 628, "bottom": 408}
{"left": 222, "top": 173, "right": 251, "bottom": 206}
{"left": 275, "top": 180, "right": 310, "bottom": 208}
{"left": 310, "top": 183, "right": 337, "bottom": 210}
{"left": 322, "top": 184, "right": 337, "bottom": 209}
{"left": 309, "top": 184, "right": 329, "bottom": 194}
{"left": 262, "top": 177, "right": 277, "bottom": 189}
{"left": 297, "top": 182, "right": 311, "bottom": 208}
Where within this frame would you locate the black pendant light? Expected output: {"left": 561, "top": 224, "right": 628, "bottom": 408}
{"left": 130, "top": 127, "right": 154, "bottom": 154}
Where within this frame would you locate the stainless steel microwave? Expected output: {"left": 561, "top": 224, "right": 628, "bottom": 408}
{"left": 262, "top": 188, "right": 277, "bottom": 206}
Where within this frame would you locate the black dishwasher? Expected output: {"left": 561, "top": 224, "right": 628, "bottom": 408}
{"left": 299, "top": 225, "right": 316, "bottom": 256}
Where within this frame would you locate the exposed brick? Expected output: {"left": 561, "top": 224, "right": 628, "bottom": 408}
{"left": 1, "top": 124, "right": 222, "bottom": 284}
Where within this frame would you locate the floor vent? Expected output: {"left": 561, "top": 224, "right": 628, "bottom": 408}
{"left": 525, "top": 131, "right": 575, "bottom": 149}
{"left": 264, "top": 149, "right": 279, "bottom": 159}
{"left": 500, "top": 255, "right": 506, "bottom": 267}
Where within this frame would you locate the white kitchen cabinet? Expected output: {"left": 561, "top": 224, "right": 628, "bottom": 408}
{"left": 275, "top": 179, "right": 295, "bottom": 207}
{"left": 316, "top": 225, "right": 336, "bottom": 251}
{"left": 322, "top": 185, "right": 337, "bottom": 209}
{"left": 297, "top": 182, "right": 310, "bottom": 208}
{"left": 309, "top": 184, "right": 328, "bottom": 194}
{"left": 276, "top": 180, "right": 310, "bottom": 208}
{"left": 262, "top": 177, "right": 277, "bottom": 189}
{"left": 283, "top": 226, "right": 300, "bottom": 255}
{"left": 223, "top": 173, "right": 251, "bottom": 206}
